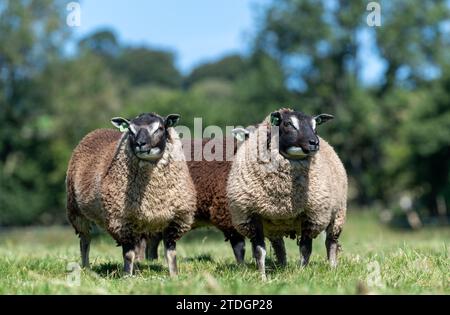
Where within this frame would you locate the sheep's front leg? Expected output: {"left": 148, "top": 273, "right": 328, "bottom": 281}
{"left": 252, "top": 239, "right": 266, "bottom": 281}
{"left": 249, "top": 217, "right": 266, "bottom": 281}
{"left": 162, "top": 215, "right": 193, "bottom": 277}
{"left": 122, "top": 240, "right": 144, "bottom": 275}
{"left": 269, "top": 237, "right": 286, "bottom": 266}
{"left": 299, "top": 232, "right": 312, "bottom": 267}
{"left": 162, "top": 233, "right": 178, "bottom": 277}
{"left": 122, "top": 244, "right": 136, "bottom": 275}
{"left": 146, "top": 232, "right": 163, "bottom": 260}
{"left": 228, "top": 233, "right": 246, "bottom": 264}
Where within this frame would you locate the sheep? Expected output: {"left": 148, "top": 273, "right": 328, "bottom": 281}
{"left": 146, "top": 138, "right": 250, "bottom": 263}
{"left": 227, "top": 108, "right": 347, "bottom": 279}
{"left": 66, "top": 112, "right": 197, "bottom": 276}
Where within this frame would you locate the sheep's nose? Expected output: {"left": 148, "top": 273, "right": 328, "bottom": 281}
{"left": 136, "top": 140, "right": 147, "bottom": 148}
{"left": 309, "top": 139, "right": 319, "bottom": 146}
{"left": 308, "top": 139, "right": 319, "bottom": 152}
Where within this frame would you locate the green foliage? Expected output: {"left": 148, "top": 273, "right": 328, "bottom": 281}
{"left": 0, "top": 0, "right": 449, "bottom": 225}
{"left": 382, "top": 70, "right": 450, "bottom": 213}
{"left": 253, "top": 0, "right": 450, "bottom": 212}
{"left": 185, "top": 55, "right": 248, "bottom": 87}
{"left": 78, "top": 29, "right": 121, "bottom": 58}
{"left": 0, "top": 0, "right": 70, "bottom": 225}
{"left": 375, "top": 0, "right": 450, "bottom": 90}
{"left": 113, "top": 47, "right": 182, "bottom": 88}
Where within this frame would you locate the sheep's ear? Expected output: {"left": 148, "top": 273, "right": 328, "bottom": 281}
{"left": 111, "top": 117, "right": 131, "bottom": 132}
{"left": 314, "top": 114, "right": 334, "bottom": 125}
{"left": 165, "top": 114, "right": 181, "bottom": 128}
{"left": 231, "top": 128, "right": 249, "bottom": 142}
{"left": 270, "top": 111, "right": 282, "bottom": 126}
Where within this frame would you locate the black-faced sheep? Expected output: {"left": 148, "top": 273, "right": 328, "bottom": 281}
{"left": 227, "top": 108, "right": 347, "bottom": 279}
{"left": 66, "top": 113, "right": 197, "bottom": 276}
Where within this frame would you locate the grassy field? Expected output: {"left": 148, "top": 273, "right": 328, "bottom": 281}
{"left": 0, "top": 211, "right": 448, "bottom": 294}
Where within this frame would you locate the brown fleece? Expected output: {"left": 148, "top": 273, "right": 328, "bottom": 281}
{"left": 183, "top": 138, "right": 242, "bottom": 240}
{"left": 66, "top": 128, "right": 196, "bottom": 246}
{"left": 227, "top": 110, "right": 348, "bottom": 241}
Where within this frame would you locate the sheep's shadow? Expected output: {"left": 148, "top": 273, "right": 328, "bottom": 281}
{"left": 213, "top": 261, "right": 254, "bottom": 273}
{"left": 91, "top": 262, "right": 122, "bottom": 278}
{"left": 182, "top": 253, "right": 214, "bottom": 263}
{"left": 212, "top": 257, "right": 322, "bottom": 277}
{"left": 212, "top": 257, "right": 280, "bottom": 274}
{"left": 91, "top": 261, "right": 165, "bottom": 278}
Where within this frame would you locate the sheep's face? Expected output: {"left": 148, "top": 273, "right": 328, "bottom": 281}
{"left": 111, "top": 113, "right": 180, "bottom": 162}
{"left": 270, "top": 110, "right": 333, "bottom": 160}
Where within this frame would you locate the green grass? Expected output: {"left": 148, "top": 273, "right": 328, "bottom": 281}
{"left": 0, "top": 212, "right": 448, "bottom": 294}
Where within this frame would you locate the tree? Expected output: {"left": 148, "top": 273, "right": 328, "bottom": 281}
{"left": 254, "top": 0, "right": 381, "bottom": 204}
{"left": 383, "top": 68, "right": 450, "bottom": 215}
{"left": 0, "top": 0, "right": 71, "bottom": 225}
{"left": 374, "top": 0, "right": 450, "bottom": 93}
{"left": 253, "top": 0, "right": 450, "bottom": 212}
{"left": 114, "top": 47, "right": 182, "bottom": 88}
{"left": 185, "top": 55, "right": 248, "bottom": 87}
{"left": 78, "top": 29, "right": 121, "bottom": 58}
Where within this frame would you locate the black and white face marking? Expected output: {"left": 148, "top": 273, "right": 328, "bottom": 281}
{"left": 310, "top": 118, "right": 317, "bottom": 131}
{"left": 270, "top": 109, "right": 333, "bottom": 160}
{"left": 289, "top": 116, "right": 300, "bottom": 131}
{"left": 111, "top": 113, "right": 180, "bottom": 162}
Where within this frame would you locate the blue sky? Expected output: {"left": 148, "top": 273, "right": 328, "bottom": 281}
{"left": 73, "top": 0, "right": 268, "bottom": 74}
{"left": 72, "top": 0, "right": 384, "bottom": 84}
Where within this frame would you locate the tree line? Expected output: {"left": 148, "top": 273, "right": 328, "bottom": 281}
{"left": 0, "top": 0, "right": 449, "bottom": 226}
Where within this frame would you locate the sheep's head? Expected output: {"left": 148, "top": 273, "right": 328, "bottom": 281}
{"left": 270, "top": 109, "right": 333, "bottom": 160}
{"left": 111, "top": 113, "right": 180, "bottom": 162}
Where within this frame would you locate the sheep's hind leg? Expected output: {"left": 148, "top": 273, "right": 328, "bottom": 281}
{"left": 69, "top": 215, "right": 91, "bottom": 268}
{"left": 299, "top": 232, "right": 312, "bottom": 267}
{"left": 146, "top": 232, "right": 163, "bottom": 260}
{"left": 135, "top": 236, "right": 147, "bottom": 262}
{"left": 228, "top": 232, "right": 246, "bottom": 264}
{"left": 325, "top": 236, "right": 339, "bottom": 268}
{"left": 80, "top": 233, "right": 91, "bottom": 269}
{"left": 269, "top": 237, "right": 286, "bottom": 266}
{"left": 325, "top": 211, "right": 344, "bottom": 268}
{"left": 67, "top": 203, "right": 92, "bottom": 269}
{"left": 325, "top": 226, "right": 342, "bottom": 268}
{"left": 67, "top": 182, "right": 92, "bottom": 269}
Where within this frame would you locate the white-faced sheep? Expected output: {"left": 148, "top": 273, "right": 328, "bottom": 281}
{"left": 227, "top": 108, "right": 347, "bottom": 279}
{"left": 66, "top": 113, "right": 197, "bottom": 276}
